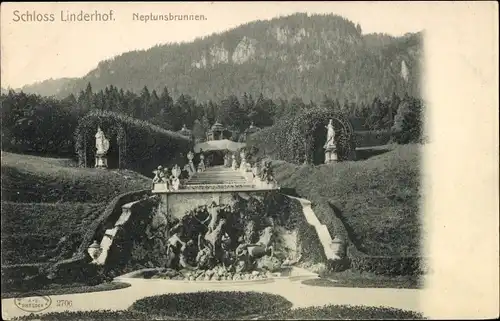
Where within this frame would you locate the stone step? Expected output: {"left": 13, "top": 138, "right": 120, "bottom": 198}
{"left": 186, "top": 180, "right": 248, "bottom": 184}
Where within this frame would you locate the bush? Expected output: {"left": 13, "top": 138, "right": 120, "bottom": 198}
{"left": 354, "top": 130, "right": 393, "bottom": 148}
{"left": 0, "top": 92, "right": 77, "bottom": 158}
{"left": 129, "top": 291, "right": 293, "bottom": 319}
{"left": 79, "top": 189, "right": 150, "bottom": 255}
{"left": 262, "top": 304, "right": 426, "bottom": 320}
{"left": 74, "top": 110, "right": 193, "bottom": 176}
{"left": 348, "top": 244, "right": 428, "bottom": 276}
{"left": 12, "top": 310, "right": 147, "bottom": 321}
{"left": 248, "top": 108, "right": 356, "bottom": 164}
{"left": 391, "top": 97, "right": 423, "bottom": 144}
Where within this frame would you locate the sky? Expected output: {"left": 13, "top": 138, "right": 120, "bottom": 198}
{"left": 0, "top": 1, "right": 435, "bottom": 89}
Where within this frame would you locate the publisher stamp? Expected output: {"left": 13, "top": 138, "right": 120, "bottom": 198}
{"left": 14, "top": 293, "right": 52, "bottom": 313}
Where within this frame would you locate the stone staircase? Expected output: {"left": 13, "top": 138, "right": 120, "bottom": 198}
{"left": 184, "top": 166, "right": 252, "bottom": 187}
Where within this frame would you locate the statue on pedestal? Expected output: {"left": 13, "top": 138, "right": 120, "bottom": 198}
{"left": 324, "top": 119, "right": 336, "bottom": 148}
{"left": 152, "top": 166, "right": 171, "bottom": 190}
{"left": 171, "top": 165, "right": 182, "bottom": 190}
{"left": 231, "top": 154, "right": 238, "bottom": 170}
{"left": 198, "top": 153, "right": 206, "bottom": 172}
{"left": 187, "top": 151, "right": 195, "bottom": 173}
{"left": 260, "top": 161, "right": 274, "bottom": 183}
{"left": 95, "top": 127, "right": 110, "bottom": 168}
{"left": 239, "top": 150, "right": 247, "bottom": 172}
{"left": 324, "top": 119, "right": 338, "bottom": 164}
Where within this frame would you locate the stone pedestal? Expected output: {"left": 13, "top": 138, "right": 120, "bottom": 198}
{"left": 324, "top": 145, "right": 337, "bottom": 164}
{"left": 95, "top": 154, "right": 108, "bottom": 168}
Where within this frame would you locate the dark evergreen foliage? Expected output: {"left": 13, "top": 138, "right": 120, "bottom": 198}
{"left": 19, "top": 14, "right": 422, "bottom": 105}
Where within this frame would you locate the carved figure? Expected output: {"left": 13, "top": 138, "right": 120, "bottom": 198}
{"left": 95, "top": 127, "right": 110, "bottom": 155}
{"left": 152, "top": 166, "right": 163, "bottom": 184}
{"left": 324, "top": 119, "right": 336, "bottom": 148}
{"left": 231, "top": 154, "right": 238, "bottom": 170}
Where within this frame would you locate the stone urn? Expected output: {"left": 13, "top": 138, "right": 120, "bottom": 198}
{"left": 87, "top": 240, "right": 102, "bottom": 262}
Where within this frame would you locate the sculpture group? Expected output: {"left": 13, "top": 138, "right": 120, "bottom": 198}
{"left": 156, "top": 202, "right": 280, "bottom": 274}
{"left": 152, "top": 151, "right": 209, "bottom": 191}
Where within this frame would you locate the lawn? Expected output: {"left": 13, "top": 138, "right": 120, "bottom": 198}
{"left": 272, "top": 144, "right": 422, "bottom": 257}
{"left": 1, "top": 151, "right": 151, "bottom": 265}
{"left": 1, "top": 202, "right": 106, "bottom": 264}
{"left": 1, "top": 281, "right": 131, "bottom": 299}
{"left": 11, "top": 291, "right": 425, "bottom": 320}
{"left": 302, "top": 270, "right": 423, "bottom": 289}
{"left": 1, "top": 151, "right": 150, "bottom": 203}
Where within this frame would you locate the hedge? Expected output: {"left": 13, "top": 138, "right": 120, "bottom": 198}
{"left": 354, "top": 130, "right": 393, "bottom": 148}
{"left": 12, "top": 310, "right": 147, "bottom": 321}
{"left": 291, "top": 195, "right": 426, "bottom": 276}
{"left": 347, "top": 244, "right": 429, "bottom": 276}
{"left": 262, "top": 304, "right": 426, "bottom": 320}
{"left": 101, "top": 196, "right": 158, "bottom": 275}
{"left": 247, "top": 108, "right": 356, "bottom": 164}
{"left": 1, "top": 202, "right": 105, "bottom": 265}
{"left": 2, "top": 189, "right": 151, "bottom": 293}
{"left": 79, "top": 189, "right": 151, "bottom": 254}
{"left": 74, "top": 110, "right": 193, "bottom": 176}
{"left": 321, "top": 198, "right": 427, "bottom": 276}
{"left": 129, "top": 291, "right": 293, "bottom": 320}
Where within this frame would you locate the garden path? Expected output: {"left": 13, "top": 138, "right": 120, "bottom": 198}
{"left": 2, "top": 277, "right": 424, "bottom": 320}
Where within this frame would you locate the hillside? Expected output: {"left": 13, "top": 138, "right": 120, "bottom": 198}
{"left": 1, "top": 151, "right": 151, "bottom": 265}
{"left": 19, "top": 13, "right": 422, "bottom": 104}
{"left": 1, "top": 151, "right": 151, "bottom": 203}
{"left": 18, "top": 78, "right": 77, "bottom": 97}
{"left": 270, "top": 144, "right": 422, "bottom": 257}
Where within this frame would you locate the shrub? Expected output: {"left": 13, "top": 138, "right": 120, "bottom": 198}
{"left": 0, "top": 92, "right": 77, "bottom": 158}
{"left": 248, "top": 108, "right": 356, "bottom": 164}
{"left": 12, "top": 310, "right": 147, "bottom": 321}
{"left": 354, "top": 130, "right": 393, "bottom": 148}
{"left": 348, "top": 244, "right": 428, "bottom": 276}
{"left": 391, "top": 97, "right": 423, "bottom": 144}
{"left": 80, "top": 189, "right": 150, "bottom": 255}
{"left": 129, "top": 291, "right": 293, "bottom": 319}
{"left": 74, "top": 110, "right": 193, "bottom": 176}
{"left": 262, "top": 304, "right": 426, "bottom": 320}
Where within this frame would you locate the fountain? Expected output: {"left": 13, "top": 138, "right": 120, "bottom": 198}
{"left": 121, "top": 193, "right": 307, "bottom": 282}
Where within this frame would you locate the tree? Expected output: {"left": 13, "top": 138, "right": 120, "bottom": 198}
{"left": 391, "top": 96, "right": 423, "bottom": 144}
{"left": 157, "top": 87, "right": 175, "bottom": 129}
{"left": 192, "top": 119, "right": 206, "bottom": 143}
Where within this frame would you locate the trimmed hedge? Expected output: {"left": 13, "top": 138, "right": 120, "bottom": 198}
{"left": 12, "top": 310, "right": 147, "bottom": 321}
{"left": 79, "top": 189, "right": 151, "bottom": 254}
{"left": 74, "top": 110, "right": 193, "bottom": 176}
{"left": 294, "top": 199, "right": 328, "bottom": 265}
{"left": 354, "top": 130, "right": 393, "bottom": 148}
{"left": 324, "top": 198, "right": 427, "bottom": 276}
{"left": 129, "top": 291, "right": 293, "bottom": 320}
{"left": 247, "top": 108, "right": 356, "bottom": 164}
{"left": 262, "top": 304, "right": 426, "bottom": 320}
{"left": 1, "top": 202, "right": 105, "bottom": 265}
{"left": 101, "top": 196, "right": 158, "bottom": 275}
{"left": 1, "top": 189, "right": 150, "bottom": 293}
{"left": 347, "top": 244, "right": 429, "bottom": 276}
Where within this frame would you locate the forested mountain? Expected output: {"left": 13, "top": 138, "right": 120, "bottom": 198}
{"left": 19, "top": 13, "right": 422, "bottom": 105}
{"left": 19, "top": 78, "right": 77, "bottom": 98}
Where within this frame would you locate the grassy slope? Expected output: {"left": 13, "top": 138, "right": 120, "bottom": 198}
{"left": 1, "top": 151, "right": 150, "bottom": 203}
{"left": 1, "top": 151, "right": 151, "bottom": 264}
{"left": 272, "top": 144, "right": 421, "bottom": 256}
